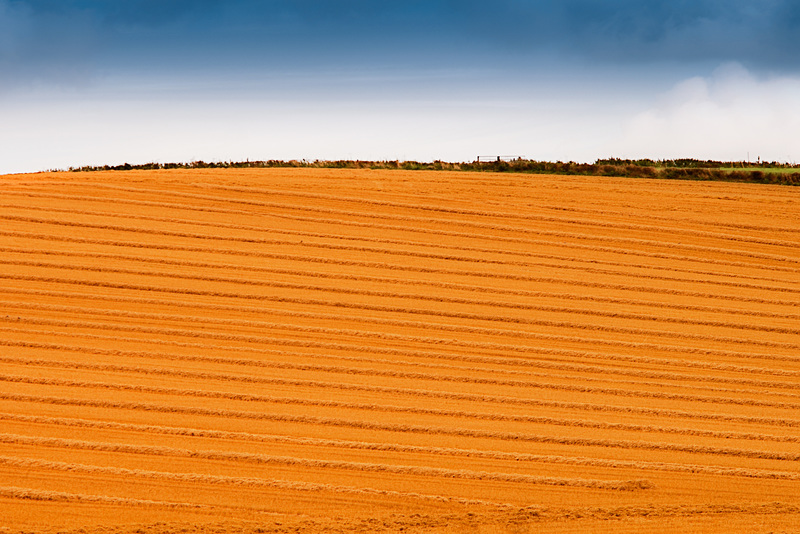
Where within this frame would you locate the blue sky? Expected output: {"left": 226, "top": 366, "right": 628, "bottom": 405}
{"left": 2, "top": 1, "right": 799, "bottom": 173}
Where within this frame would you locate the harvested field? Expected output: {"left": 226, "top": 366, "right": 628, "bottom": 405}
{"left": 0, "top": 167, "right": 799, "bottom": 533}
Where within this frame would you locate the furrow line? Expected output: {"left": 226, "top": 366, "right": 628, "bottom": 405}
{"left": 0, "top": 190, "right": 253, "bottom": 216}
{"left": 194, "top": 182, "right": 800, "bottom": 249}
{"left": 7, "top": 336, "right": 800, "bottom": 403}
{"left": 5, "top": 346, "right": 800, "bottom": 412}
{"left": 6, "top": 344, "right": 800, "bottom": 427}
{"left": 75, "top": 183, "right": 800, "bottom": 265}
{"left": 4, "top": 260, "right": 799, "bottom": 335}
{"left": 22, "top": 180, "right": 800, "bottom": 238}
{"left": 4, "top": 199, "right": 798, "bottom": 288}
{"left": 4, "top": 413, "right": 798, "bottom": 482}
{"left": 6, "top": 298, "right": 799, "bottom": 353}
{"left": 227, "top": 208, "right": 800, "bottom": 280}
{"left": 0, "top": 456, "right": 519, "bottom": 506}
{"left": 2, "top": 393, "right": 797, "bottom": 461}
{"left": 0, "top": 486, "right": 211, "bottom": 509}
{"left": 0, "top": 434, "right": 653, "bottom": 491}
{"left": 234, "top": 212, "right": 800, "bottom": 272}
{"left": 4, "top": 230, "right": 799, "bottom": 305}
{"left": 3, "top": 213, "right": 799, "bottom": 275}
{"left": 9, "top": 315, "right": 800, "bottom": 388}
{"left": 3, "top": 342, "right": 799, "bottom": 427}
{"left": 4, "top": 372, "right": 800, "bottom": 442}
{"left": 6, "top": 301, "right": 800, "bottom": 374}
{"left": 536, "top": 201, "right": 800, "bottom": 236}
{"left": 3, "top": 248, "right": 799, "bottom": 321}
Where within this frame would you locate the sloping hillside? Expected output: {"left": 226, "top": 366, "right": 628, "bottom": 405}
{"left": 1, "top": 168, "right": 799, "bottom": 533}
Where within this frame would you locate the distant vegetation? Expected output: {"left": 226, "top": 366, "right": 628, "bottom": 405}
{"left": 66, "top": 158, "right": 800, "bottom": 186}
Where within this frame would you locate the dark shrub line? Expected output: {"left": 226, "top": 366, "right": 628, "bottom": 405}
{"left": 65, "top": 159, "right": 800, "bottom": 186}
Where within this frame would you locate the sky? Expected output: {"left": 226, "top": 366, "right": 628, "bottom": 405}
{"left": 1, "top": 0, "right": 799, "bottom": 173}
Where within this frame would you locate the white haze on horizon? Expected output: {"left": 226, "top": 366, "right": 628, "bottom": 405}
{"left": 613, "top": 63, "right": 800, "bottom": 164}
{"left": 1, "top": 63, "right": 798, "bottom": 175}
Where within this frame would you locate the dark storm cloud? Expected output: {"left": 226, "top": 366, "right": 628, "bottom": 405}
{"left": 2, "top": 0, "right": 798, "bottom": 86}
{"left": 459, "top": 0, "right": 800, "bottom": 67}
{"left": 0, "top": 0, "right": 101, "bottom": 84}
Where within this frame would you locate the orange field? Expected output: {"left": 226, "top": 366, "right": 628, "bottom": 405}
{"left": 0, "top": 167, "right": 799, "bottom": 533}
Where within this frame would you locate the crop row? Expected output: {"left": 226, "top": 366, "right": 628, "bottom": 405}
{"left": 4, "top": 259, "right": 799, "bottom": 334}
{"left": 3, "top": 412, "right": 797, "bottom": 482}
{"left": 4, "top": 373, "right": 800, "bottom": 443}
{"left": 4, "top": 197, "right": 798, "bottom": 286}
{"left": 3, "top": 392, "right": 798, "bottom": 461}
{"left": 1, "top": 342, "right": 800, "bottom": 427}
{"left": 5, "top": 230, "right": 799, "bottom": 305}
